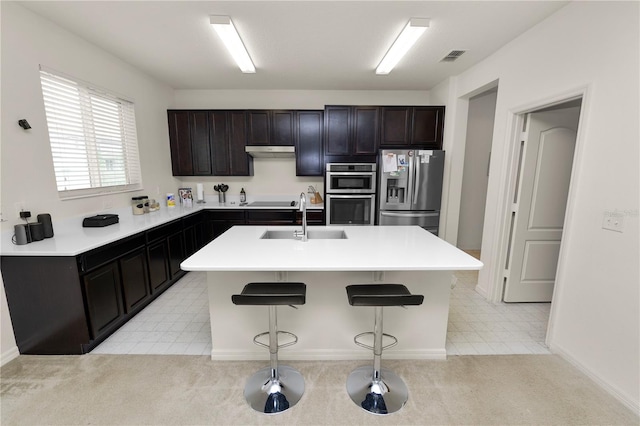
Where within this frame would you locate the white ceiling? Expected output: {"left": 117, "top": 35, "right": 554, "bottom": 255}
{"left": 20, "top": 1, "right": 568, "bottom": 91}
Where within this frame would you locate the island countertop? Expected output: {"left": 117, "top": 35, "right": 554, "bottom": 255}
{"left": 181, "top": 225, "right": 483, "bottom": 272}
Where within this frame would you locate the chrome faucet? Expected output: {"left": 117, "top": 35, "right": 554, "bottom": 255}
{"left": 294, "top": 192, "right": 308, "bottom": 242}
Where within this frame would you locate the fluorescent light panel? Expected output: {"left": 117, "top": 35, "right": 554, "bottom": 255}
{"left": 210, "top": 15, "right": 255, "bottom": 73}
{"left": 376, "top": 18, "right": 430, "bottom": 75}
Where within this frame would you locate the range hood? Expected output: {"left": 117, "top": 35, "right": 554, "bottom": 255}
{"left": 245, "top": 146, "right": 295, "bottom": 158}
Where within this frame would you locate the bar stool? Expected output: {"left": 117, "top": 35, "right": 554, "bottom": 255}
{"left": 345, "top": 284, "right": 424, "bottom": 415}
{"left": 231, "top": 282, "right": 306, "bottom": 414}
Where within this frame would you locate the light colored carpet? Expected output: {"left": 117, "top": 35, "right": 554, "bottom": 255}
{"left": 1, "top": 354, "right": 637, "bottom": 425}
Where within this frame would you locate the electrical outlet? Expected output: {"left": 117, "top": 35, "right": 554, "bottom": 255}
{"left": 602, "top": 211, "right": 624, "bottom": 232}
{"left": 14, "top": 201, "right": 25, "bottom": 218}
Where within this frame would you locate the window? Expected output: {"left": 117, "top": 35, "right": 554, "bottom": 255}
{"left": 40, "top": 67, "right": 142, "bottom": 199}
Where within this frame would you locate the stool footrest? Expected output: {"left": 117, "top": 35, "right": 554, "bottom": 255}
{"left": 354, "top": 332, "right": 398, "bottom": 351}
{"left": 253, "top": 331, "right": 298, "bottom": 349}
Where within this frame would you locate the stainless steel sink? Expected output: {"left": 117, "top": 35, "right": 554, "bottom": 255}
{"left": 260, "top": 229, "right": 348, "bottom": 240}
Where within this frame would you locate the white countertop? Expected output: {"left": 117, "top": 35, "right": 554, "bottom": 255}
{"left": 0, "top": 197, "right": 323, "bottom": 257}
{"left": 181, "top": 225, "right": 483, "bottom": 272}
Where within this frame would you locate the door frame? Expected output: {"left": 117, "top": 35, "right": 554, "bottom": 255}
{"left": 482, "top": 85, "right": 590, "bottom": 344}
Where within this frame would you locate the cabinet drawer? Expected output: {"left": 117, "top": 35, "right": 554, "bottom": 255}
{"left": 206, "top": 210, "right": 246, "bottom": 221}
{"left": 79, "top": 233, "right": 145, "bottom": 273}
{"left": 246, "top": 210, "right": 295, "bottom": 224}
{"left": 296, "top": 210, "right": 325, "bottom": 225}
{"left": 182, "top": 211, "right": 203, "bottom": 228}
{"left": 146, "top": 219, "right": 182, "bottom": 243}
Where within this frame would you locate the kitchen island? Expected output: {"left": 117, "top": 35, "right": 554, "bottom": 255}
{"left": 181, "top": 225, "right": 482, "bottom": 360}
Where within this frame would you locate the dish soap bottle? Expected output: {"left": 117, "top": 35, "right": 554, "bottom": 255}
{"left": 240, "top": 188, "right": 246, "bottom": 204}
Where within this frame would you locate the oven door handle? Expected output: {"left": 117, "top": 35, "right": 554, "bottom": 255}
{"left": 326, "top": 172, "right": 376, "bottom": 176}
{"left": 327, "top": 194, "right": 375, "bottom": 199}
{"left": 380, "top": 211, "right": 439, "bottom": 218}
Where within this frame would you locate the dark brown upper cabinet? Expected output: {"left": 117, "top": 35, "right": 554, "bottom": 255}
{"left": 324, "top": 106, "right": 380, "bottom": 160}
{"left": 380, "top": 106, "right": 445, "bottom": 149}
{"left": 168, "top": 110, "right": 252, "bottom": 177}
{"left": 295, "top": 110, "right": 324, "bottom": 176}
{"left": 246, "top": 110, "right": 295, "bottom": 146}
{"left": 168, "top": 110, "right": 212, "bottom": 176}
{"left": 210, "top": 111, "right": 253, "bottom": 176}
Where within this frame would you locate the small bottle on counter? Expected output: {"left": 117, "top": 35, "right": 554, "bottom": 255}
{"left": 240, "top": 188, "right": 246, "bottom": 204}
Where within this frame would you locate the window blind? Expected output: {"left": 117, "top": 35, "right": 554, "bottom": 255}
{"left": 40, "top": 67, "right": 142, "bottom": 198}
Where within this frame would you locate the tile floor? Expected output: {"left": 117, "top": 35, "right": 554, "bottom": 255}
{"left": 91, "top": 272, "right": 212, "bottom": 355}
{"left": 92, "top": 261, "right": 551, "bottom": 356}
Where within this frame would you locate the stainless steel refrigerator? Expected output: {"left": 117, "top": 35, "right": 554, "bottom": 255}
{"left": 378, "top": 149, "right": 445, "bottom": 235}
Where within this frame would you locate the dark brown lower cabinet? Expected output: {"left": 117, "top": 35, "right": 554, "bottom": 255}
{"left": 148, "top": 240, "right": 169, "bottom": 293}
{"left": 205, "top": 210, "right": 246, "bottom": 240}
{"left": 245, "top": 210, "right": 296, "bottom": 225}
{"left": 296, "top": 210, "right": 325, "bottom": 225}
{"left": 1, "top": 209, "right": 324, "bottom": 355}
{"left": 1, "top": 256, "right": 90, "bottom": 355}
{"left": 167, "top": 231, "right": 185, "bottom": 278}
{"left": 120, "top": 248, "right": 150, "bottom": 313}
{"left": 83, "top": 262, "right": 125, "bottom": 340}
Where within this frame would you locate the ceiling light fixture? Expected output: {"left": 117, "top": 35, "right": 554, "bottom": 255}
{"left": 210, "top": 15, "right": 255, "bottom": 73}
{"left": 376, "top": 18, "right": 430, "bottom": 75}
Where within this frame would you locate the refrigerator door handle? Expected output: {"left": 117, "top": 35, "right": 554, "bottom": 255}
{"left": 380, "top": 211, "right": 439, "bottom": 218}
{"left": 407, "top": 152, "right": 415, "bottom": 207}
{"left": 413, "top": 155, "right": 421, "bottom": 204}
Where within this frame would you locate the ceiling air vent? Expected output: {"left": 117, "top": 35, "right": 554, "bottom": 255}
{"left": 441, "top": 50, "right": 466, "bottom": 62}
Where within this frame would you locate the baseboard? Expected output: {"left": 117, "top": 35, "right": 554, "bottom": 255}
{"left": 474, "top": 284, "right": 488, "bottom": 299}
{"left": 550, "top": 342, "right": 639, "bottom": 415}
{"left": 210, "top": 348, "right": 447, "bottom": 361}
{"left": 1, "top": 346, "right": 20, "bottom": 367}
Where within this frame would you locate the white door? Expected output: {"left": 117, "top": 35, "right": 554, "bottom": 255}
{"left": 503, "top": 106, "right": 580, "bottom": 302}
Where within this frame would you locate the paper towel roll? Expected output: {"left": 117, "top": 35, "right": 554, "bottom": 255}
{"left": 196, "top": 183, "right": 204, "bottom": 201}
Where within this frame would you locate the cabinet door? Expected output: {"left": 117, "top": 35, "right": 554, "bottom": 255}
{"left": 206, "top": 210, "right": 246, "bottom": 240}
{"left": 246, "top": 110, "right": 270, "bottom": 145}
{"left": 229, "top": 111, "right": 252, "bottom": 176}
{"left": 272, "top": 110, "right": 295, "bottom": 146}
{"left": 296, "top": 110, "right": 324, "bottom": 176}
{"left": 190, "top": 111, "right": 212, "bottom": 175}
{"left": 147, "top": 241, "right": 169, "bottom": 292}
{"left": 120, "top": 249, "right": 150, "bottom": 313}
{"left": 380, "top": 107, "right": 412, "bottom": 146}
{"left": 352, "top": 106, "right": 379, "bottom": 154}
{"left": 210, "top": 111, "right": 230, "bottom": 176}
{"left": 183, "top": 225, "right": 197, "bottom": 257}
{"left": 83, "top": 262, "right": 124, "bottom": 339}
{"left": 411, "top": 106, "right": 445, "bottom": 148}
{"left": 167, "top": 231, "right": 185, "bottom": 278}
{"left": 324, "top": 106, "right": 351, "bottom": 155}
{"left": 168, "top": 111, "right": 193, "bottom": 175}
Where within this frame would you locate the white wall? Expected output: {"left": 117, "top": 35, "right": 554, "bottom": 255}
{"left": 441, "top": 1, "right": 639, "bottom": 411}
{"left": 173, "top": 89, "right": 431, "bottom": 110}
{"left": 457, "top": 90, "right": 496, "bottom": 250}
{"left": 0, "top": 2, "right": 177, "bottom": 363}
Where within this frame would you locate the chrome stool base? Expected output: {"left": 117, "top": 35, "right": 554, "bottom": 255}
{"left": 346, "top": 366, "right": 408, "bottom": 415}
{"left": 244, "top": 365, "right": 305, "bottom": 414}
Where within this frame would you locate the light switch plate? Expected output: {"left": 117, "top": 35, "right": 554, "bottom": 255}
{"left": 602, "top": 211, "right": 624, "bottom": 232}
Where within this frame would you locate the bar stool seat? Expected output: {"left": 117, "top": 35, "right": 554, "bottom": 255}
{"left": 232, "top": 282, "right": 306, "bottom": 414}
{"left": 345, "top": 284, "right": 424, "bottom": 415}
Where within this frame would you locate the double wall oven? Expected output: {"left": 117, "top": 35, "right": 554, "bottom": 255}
{"left": 325, "top": 163, "right": 376, "bottom": 225}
